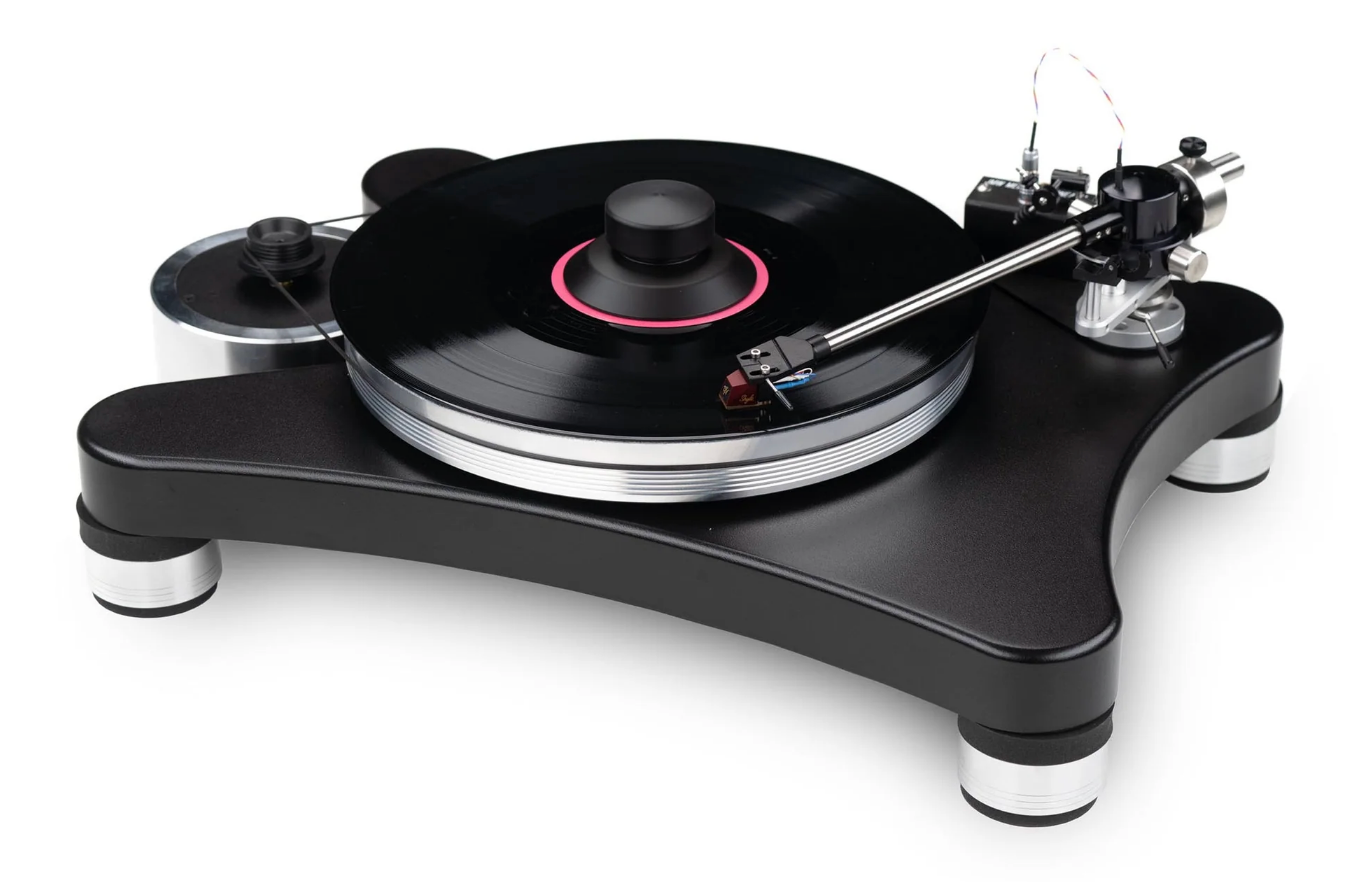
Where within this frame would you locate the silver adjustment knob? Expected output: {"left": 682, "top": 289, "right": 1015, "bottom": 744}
{"left": 1167, "top": 244, "right": 1209, "bottom": 283}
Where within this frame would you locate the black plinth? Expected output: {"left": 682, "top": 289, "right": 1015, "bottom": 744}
{"left": 76, "top": 279, "right": 1282, "bottom": 735}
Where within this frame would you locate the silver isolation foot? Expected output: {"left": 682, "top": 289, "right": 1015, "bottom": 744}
{"left": 77, "top": 498, "right": 221, "bottom": 618}
{"left": 957, "top": 711, "right": 1112, "bottom": 826}
{"left": 1171, "top": 426, "right": 1276, "bottom": 489}
{"left": 85, "top": 542, "right": 222, "bottom": 617}
{"left": 1170, "top": 385, "right": 1281, "bottom": 492}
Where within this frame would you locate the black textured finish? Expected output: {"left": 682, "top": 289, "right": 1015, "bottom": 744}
{"left": 961, "top": 790, "right": 1097, "bottom": 827}
{"left": 76, "top": 280, "right": 1282, "bottom": 733}
{"left": 960, "top": 708, "right": 1113, "bottom": 766}
{"left": 77, "top": 497, "right": 208, "bottom": 562}
{"left": 361, "top": 148, "right": 491, "bottom": 210}
{"left": 93, "top": 585, "right": 217, "bottom": 618}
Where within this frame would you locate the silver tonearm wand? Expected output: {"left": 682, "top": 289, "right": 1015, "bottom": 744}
{"left": 732, "top": 211, "right": 1120, "bottom": 386}
{"left": 822, "top": 224, "right": 1088, "bottom": 351}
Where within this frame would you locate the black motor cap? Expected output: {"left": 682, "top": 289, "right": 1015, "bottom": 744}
{"left": 361, "top": 147, "right": 491, "bottom": 210}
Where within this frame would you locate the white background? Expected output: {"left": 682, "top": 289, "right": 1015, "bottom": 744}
{"left": 4, "top": 2, "right": 1351, "bottom": 878}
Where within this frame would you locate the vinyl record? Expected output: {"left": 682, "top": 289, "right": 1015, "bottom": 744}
{"left": 331, "top": 140, "right": 986, "bottom": 440}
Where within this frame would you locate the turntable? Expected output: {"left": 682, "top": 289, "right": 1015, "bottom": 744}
{"left": 75, "top": 103, "right": 1281, "bottom": 823}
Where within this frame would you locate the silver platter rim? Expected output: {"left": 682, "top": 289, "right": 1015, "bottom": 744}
{"left": 346, "top": 339, "right": 975, "bottom": 503}
{"left": 152, "top": 225, "right": 349, "bottom": 343}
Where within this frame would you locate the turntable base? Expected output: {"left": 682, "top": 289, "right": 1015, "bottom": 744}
{"left": 76, "top": 278, "right": 1282, "bottom": 824}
